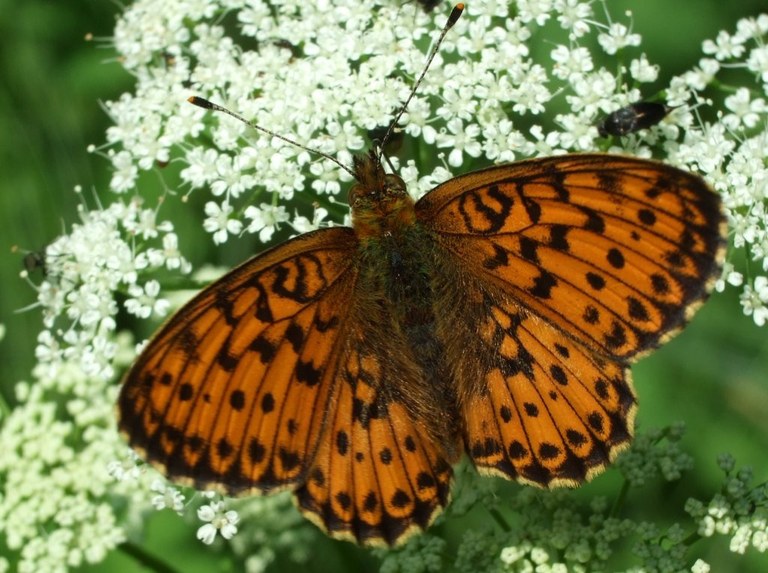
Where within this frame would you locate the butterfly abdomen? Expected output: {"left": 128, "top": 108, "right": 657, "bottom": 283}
{"left": 355, "top": 225, "right": 461, "bottom": 452}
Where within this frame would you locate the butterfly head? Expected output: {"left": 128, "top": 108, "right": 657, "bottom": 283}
{"left": 349, "top": 150, "right": 415, "bottom": 238}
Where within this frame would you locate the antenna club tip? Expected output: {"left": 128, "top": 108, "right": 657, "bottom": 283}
{"left": 188, "top": 96, "right": 213, "bottom": 109}
{"left": 449, "top": 4, "right": 465, "bottom": 26}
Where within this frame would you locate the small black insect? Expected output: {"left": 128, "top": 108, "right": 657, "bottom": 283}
{"left": 23, "top": 251, "right": 47, "bottom": 275}
{"left": 417, "top": 0, "right": 443, "bottom": 11}
{"left": 367, "top": 123, "right": 405, "bottom": 155}
{"left": 597, "top": 101, "right": 673, "bottom": 137}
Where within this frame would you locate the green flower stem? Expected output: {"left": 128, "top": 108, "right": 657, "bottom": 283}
{"left": 610, "top": 479, "right": 631, "bottom": 518}
{"left": 119, "top": 541, "right": 182, "bottom": 573}
{"left": 488, "top": 507, "right": 512, "bottom": 533}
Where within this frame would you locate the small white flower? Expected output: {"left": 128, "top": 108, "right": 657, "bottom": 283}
{"left": 598, "top": 22, "right": 641, "bottom": 55}
{"left": 691, "top": 558, "right": 711, "bottom": 573}
{"left": 715, "top": 262, "right": 744, "bottom": 293}
{"left": 682, "top": 57, "right": 721, "bottom": 91}
{"left": 150, "top": 479, "right": 185, "bottom": 513}
{"left": 550, "top": 45, "right": 593, "bottom": 80}
{"left": 244, "top": 203, "right": 290, "bottom": 242}
{"left": 753, "top": 528, "right": 768, "bottom": 552}
{"left": 507, "top": 63, "right": 551, "bottom": 115}
{"left": 291, "top": 207, "right": 329, "bottom": 234}
{"left": 740, "top": 276, "right": 768, "bottom": 326}
{"left": 109, "top": 150, "right": 139, "bottom": 193}
{"left": 181, "top": 147, "right": 220, "bottom": 188}
{"left": 629, "top": 54, "right": 659, "bottom": 83}
{"left": 161, "top": 232, "right": 191, "bottom": 272}
{"left": 203, "top": 201, "right": 243, "bottom": 244}
{"left": 435, "top": 118, "right": 482, "bottom": 167}
{"left": 722, "top": 87, "right": 766, "bottom": 129}
{"left": 702, "top": 30, "right": 745, "bottom": 60}
{"left": 746, "top": 44, "right": 768, "bottom": 82}
{"left": 500, "top": 545, "right": 525, "bottom": 564}
{"left": 309, "top": 161, "right": 343, "bottom": 195}
{"left": 107, "top": 451, "right": 143, "bottom": 482}
{"left": 124, "top": 280, "right": 170, "bottom": 319}
{"left": 196, "top": 501, "right": 239, "bottom": 545}
{"left": 555, "top": 0, "right": 592, "bottom": 38}
{"left": 517, "top": 0, "right": 553, "bottom": 26}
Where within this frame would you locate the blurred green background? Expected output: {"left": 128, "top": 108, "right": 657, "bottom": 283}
{"left": 1, "top": 0, "right": 766, "bottom": 571}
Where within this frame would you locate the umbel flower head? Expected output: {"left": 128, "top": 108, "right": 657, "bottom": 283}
{"left": 108, "top": 0, "right": 765, "bottom": 319}
{"left": 1, "top": 1, "right": 767, "bottom": 572}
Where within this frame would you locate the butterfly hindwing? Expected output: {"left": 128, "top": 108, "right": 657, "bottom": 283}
{"left": 421, "top": 248, "right": 636, "bottom": 486}
{"left": 118, "top": 228, "right": 360, "bottom": 493}
{"left": 294, "top": 380, "right": 453, "bottom": 545}
{"left": 294, "top": 265, "right": 456, "bottom": 545}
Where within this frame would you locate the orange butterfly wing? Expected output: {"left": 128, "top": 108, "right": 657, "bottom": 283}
{"left": 118, "top": 225, "right": 455, "bottom": 545}
{"left": 118, "top": 228, "right": 360, "bottom": 493}
{"left": 294, "top": 329, "right": 454, "bottom": 545}
{"left": 417, "top": 154, "right": 726, "bottom": 485}
{"left": 292, "top": 238, "right": 458, "bottom": 545}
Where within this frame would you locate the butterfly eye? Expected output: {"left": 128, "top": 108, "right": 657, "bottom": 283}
{"left": 384, "top": 174, "right": 407, "bottom": 196}
{"left": 348, "top": 183, "right": 364, "bottom": 209}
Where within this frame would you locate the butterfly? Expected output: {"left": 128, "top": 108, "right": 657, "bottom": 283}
{"left": 597, "top": 101, "right": 673, "bottom": 137}
{"left": 117, "top": 6, "right": 726, "bottom": 548}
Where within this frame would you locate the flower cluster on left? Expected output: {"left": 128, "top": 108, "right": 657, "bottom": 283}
{"left": 0, "top": 198, "right": 189, "bottom": 572}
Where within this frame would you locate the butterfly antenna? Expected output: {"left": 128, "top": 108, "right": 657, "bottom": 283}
{"left": 380, "top": 3, "right": 464, "bottom": 150}
{"left": 187, "top": 96, "right": 357, "bottom": 179}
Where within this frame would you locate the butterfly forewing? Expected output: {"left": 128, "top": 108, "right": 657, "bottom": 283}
{"left": 118, "top": 228, "right": 359, "bottom": 493}
{"left": 417, "top": 155, "right": 726, "bottom": 361}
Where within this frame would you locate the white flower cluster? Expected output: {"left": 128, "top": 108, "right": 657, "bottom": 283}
{"left": 0, "top": 198, "right": 189, "bottom": 571}
{"left": 5, "top": 0, "right": 768, "bottom": 571}
{"left": 686, "top": 455, "right": 768, "bottom": 555}
{"left": 670, "top": 17, "right": 768, "bottom": 327}
{"left": 35, "top": 199, "right": 188, "bottom": 381}
{"left": 105, "top": 0, "right": 768, "bottom": 325}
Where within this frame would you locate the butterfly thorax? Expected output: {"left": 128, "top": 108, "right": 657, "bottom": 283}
{"left": 348, "top": 151, "right": 434, "bottom": 330}
{"left": 349, "top": 151, "right": 416, "bottom": 240}
{"left": 347, "top": 155, "right": 461, "bottom": 452}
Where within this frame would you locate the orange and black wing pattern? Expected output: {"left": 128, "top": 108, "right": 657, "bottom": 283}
{"left": 294, "top": 320, "right": 454, "bottom": 545}
{"left": 117, "top": 228, "right": 359, "bottom": 494}
{"left": 118, "top": 224, "right": 454, "bottom": 546}
{"left": 418, "top": 154, "right": 726, "bottom": 485}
